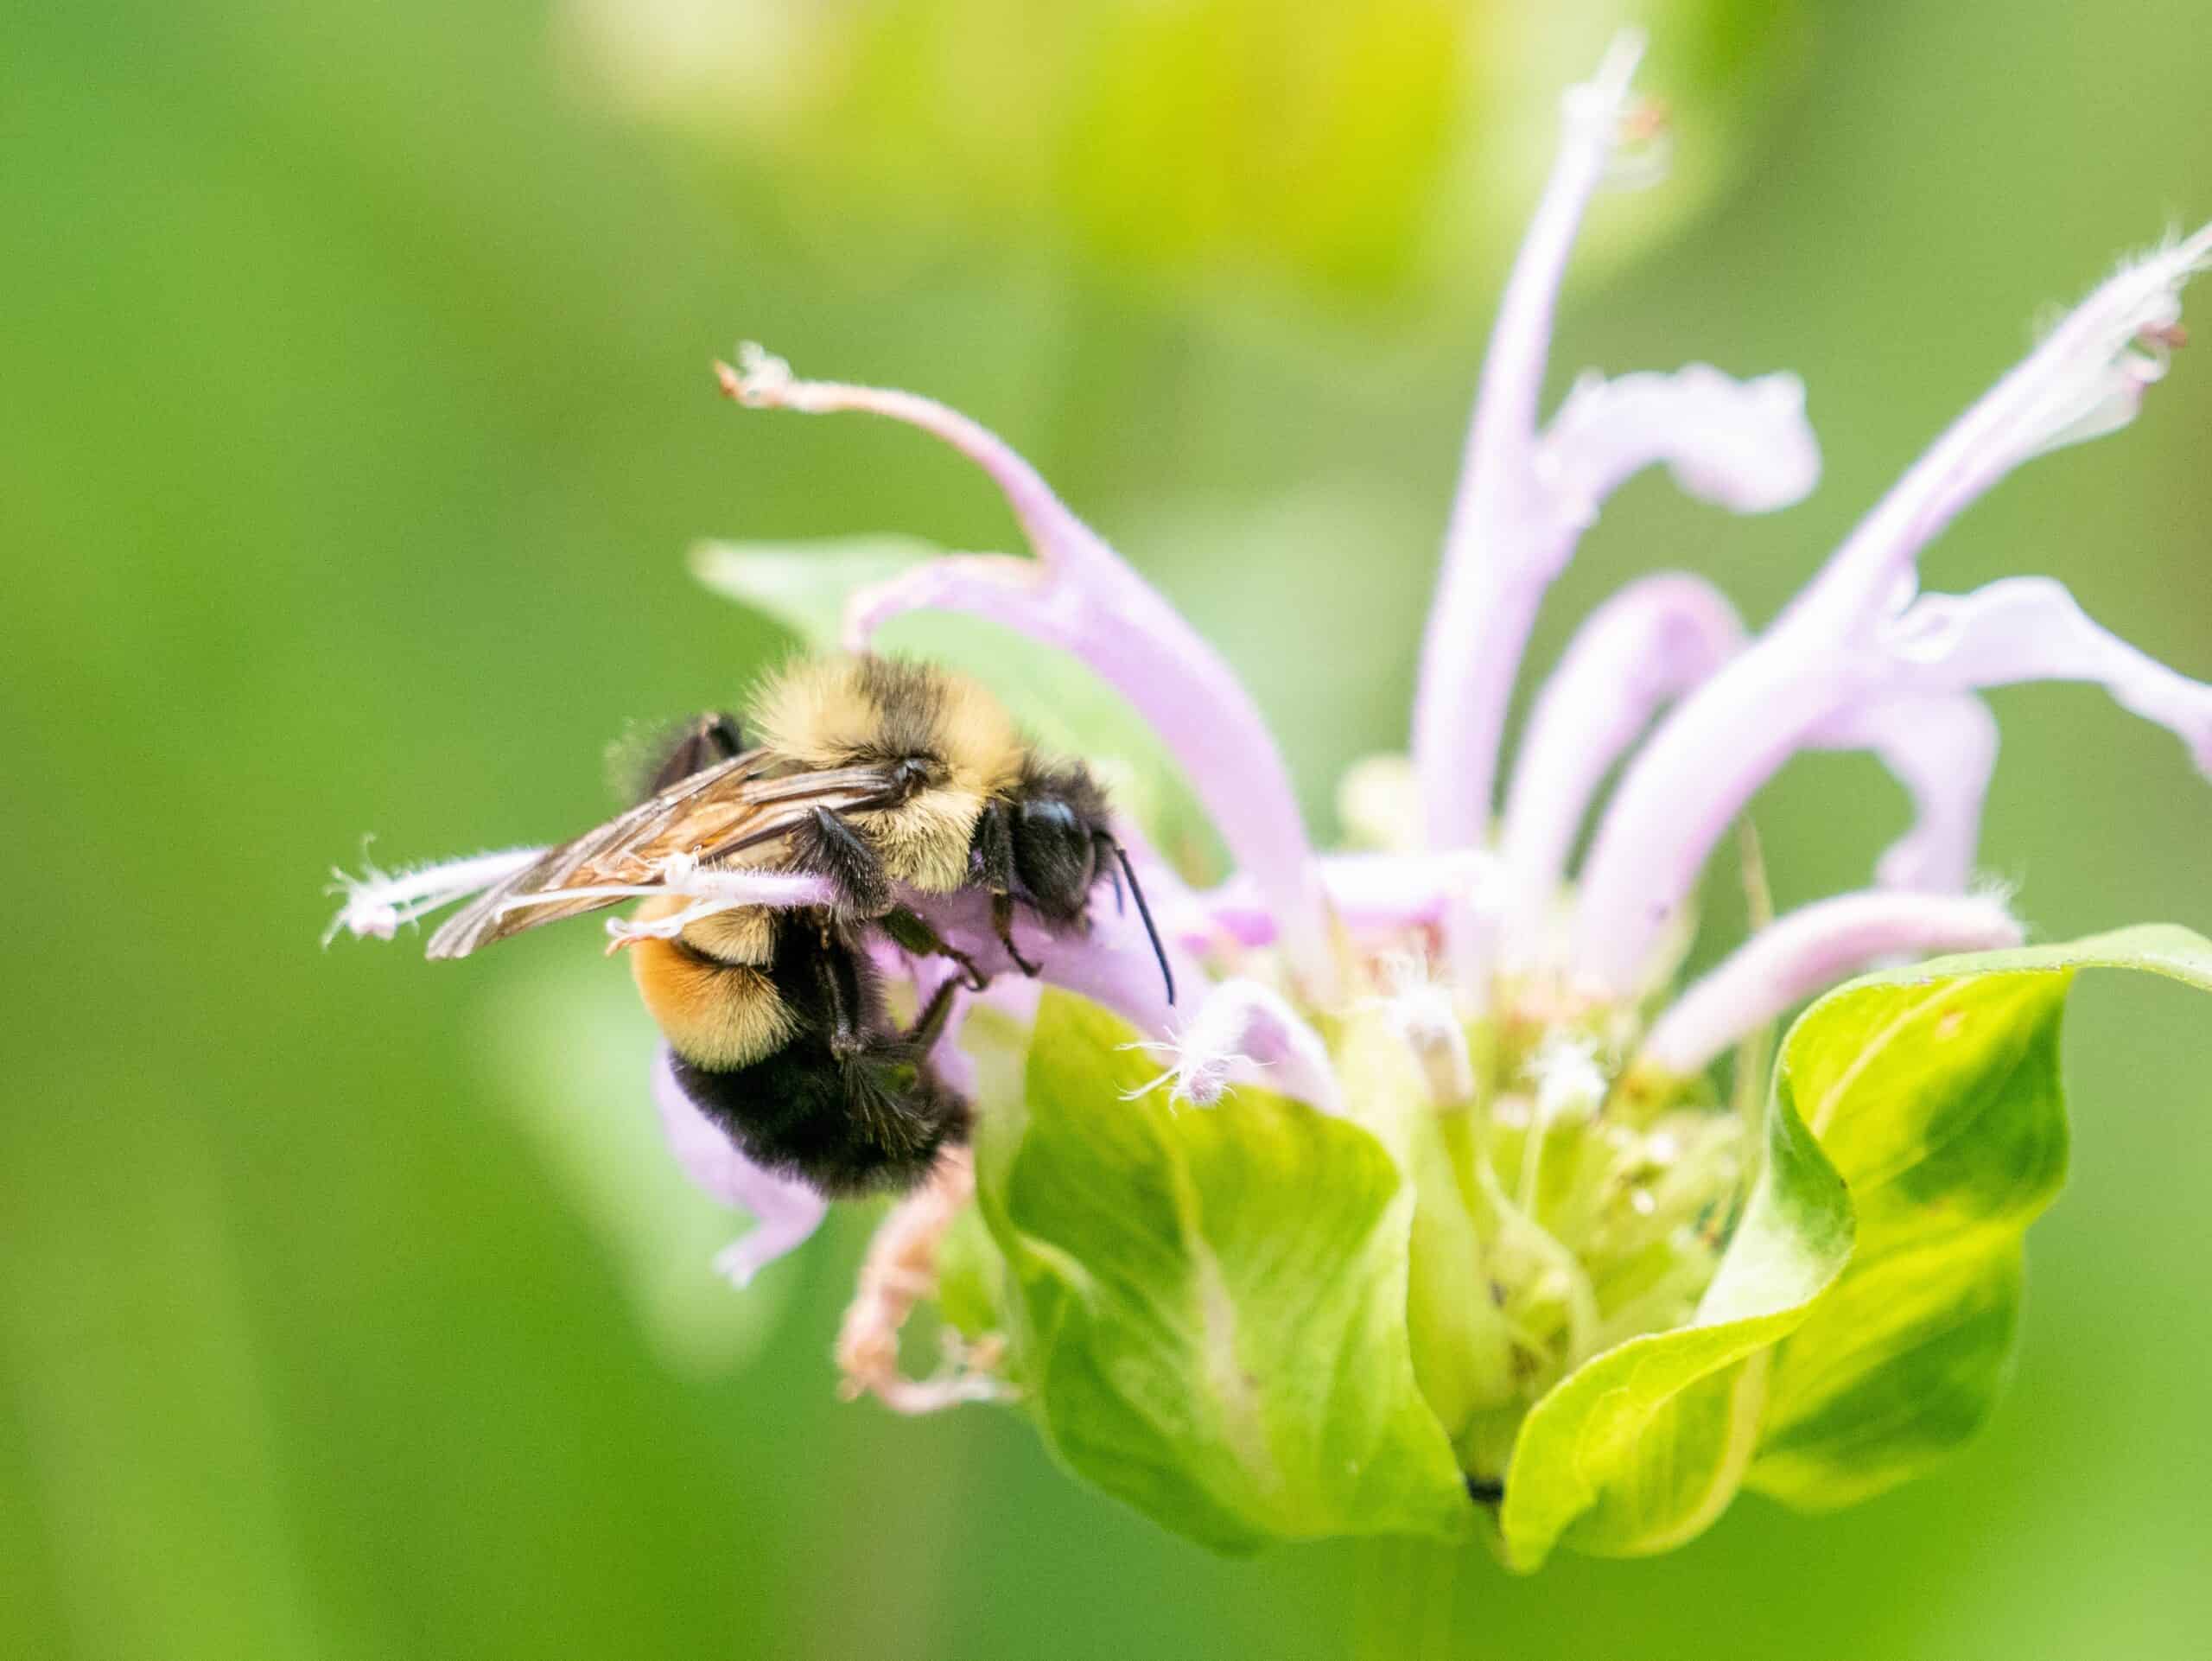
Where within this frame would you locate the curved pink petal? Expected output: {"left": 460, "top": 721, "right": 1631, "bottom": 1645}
{"left": 721, "top": 350, "right": 1332, "bottom": 996}
{"left": 1541, "top": 366, "right": 1818, "bottom": 523}
{"left": 1192, "top": 850, "right": 1501, "bottom": 946}
{"left": 1498, "top": 573, "right": 1745, "bottom": 962}
{"left": 1409, "top": 37, "right": 1819, "bottom": 872}
{"left": 900, "top": 882, "right": 1191, "bottom": 1041}
{"left": 1811, "top": 694, "right": 1998, "bottom": 894}
{"left": 651, "top": 1047, "right": 828, "bottom": 1285}
{"left": 1574, "top": 230, "right": 2212, "bottom": 993}
{"left": 1411, "top": 32, "right": 1649, "bottom": 856}
{"left": 1635, "top": 890, "right": 2022, "bottom": 1078}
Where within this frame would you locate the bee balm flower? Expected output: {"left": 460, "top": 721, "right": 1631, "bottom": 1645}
{"left": 330, "top": 29, "right": 2212, "bottom": 1569}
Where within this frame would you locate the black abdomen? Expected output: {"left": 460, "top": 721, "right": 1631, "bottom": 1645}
{"left": 669, "top": 1038, "right": 968, "bottom": 1197}
{"left": 667, "top": 923, "right": 970, "bottom": 1197}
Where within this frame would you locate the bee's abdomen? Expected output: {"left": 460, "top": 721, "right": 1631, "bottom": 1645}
{"left": 669, "top": 1044, "right": 969, "bottom": 1197}
{"left": 630, "top": 937, "right": 795, "bottom": 1071}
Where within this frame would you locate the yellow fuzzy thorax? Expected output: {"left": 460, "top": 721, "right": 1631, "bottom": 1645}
{"left": 750, "top": 655, "right": 1026, "bottom": 892}
{"left": 851, "top": 792, "right": 982, "bottom": 892}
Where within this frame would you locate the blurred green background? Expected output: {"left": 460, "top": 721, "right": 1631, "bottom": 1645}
{"left": 5, "top": 1, "right": 2210, "bottom": 1656}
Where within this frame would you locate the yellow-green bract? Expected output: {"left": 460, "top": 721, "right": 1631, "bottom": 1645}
{"left": 937, "top": 929, "right": 2212, "bottom": 1563}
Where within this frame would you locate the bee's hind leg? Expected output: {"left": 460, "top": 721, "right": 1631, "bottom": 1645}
{"left": 810, "top": 939, "right": 870, "bottom": 1060}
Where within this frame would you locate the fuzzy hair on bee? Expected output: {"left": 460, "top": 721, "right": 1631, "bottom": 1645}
{"left": 753, "top": 656, "right": 1024, "bottom": 900}
{"left": 626, "top": 893, "right": 970, "bottom": 1196}
{"left": 413, "top": 653, "right": 1173, "bottom": 1197}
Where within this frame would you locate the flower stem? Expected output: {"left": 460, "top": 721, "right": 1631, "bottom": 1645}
{"left": 1350, "top": 1537, "right": 1467, "bottom": 1661}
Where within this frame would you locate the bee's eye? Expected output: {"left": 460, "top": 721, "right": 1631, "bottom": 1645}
{"left": 1014, "top": 799, "right": 1096, "bottom": 913}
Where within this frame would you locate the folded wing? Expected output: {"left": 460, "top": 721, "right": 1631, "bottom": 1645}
{"left": 425, "top": 752, "right": 899, "bottom": 958}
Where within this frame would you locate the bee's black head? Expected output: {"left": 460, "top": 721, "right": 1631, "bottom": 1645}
{"left": 1004, "top": 759, "right": 1174, "bottom": 1004}
{"left": 1004, "top": 760, "right": 1110, "bottom": 920}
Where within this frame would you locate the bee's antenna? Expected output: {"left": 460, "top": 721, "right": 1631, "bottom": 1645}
{"left": 1106, "top": 839, "right": 1176, "bottom": 1006}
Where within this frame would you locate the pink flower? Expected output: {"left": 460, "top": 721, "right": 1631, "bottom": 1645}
{"left": 329, "top": 30, "right": 2209, "bottom": 1320}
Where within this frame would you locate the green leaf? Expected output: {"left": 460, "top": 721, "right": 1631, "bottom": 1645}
{"left": 691, "top": 536, "right": 931, "bottom": 645}
{"left": 974, "top": 991, "right": 1473, "bottom": 1554}
{"left": 690, "top": 538, "right": 1224, "bottom": 879}
{"left": 1497, "top": 923, "right": 2212, "bottom": 1566}
{"left": 1497, "top": 1056, "right": 1853, "bottom": 1570}
{"left": 1745, "top": 923, "right": 2212, "bottom": 1510}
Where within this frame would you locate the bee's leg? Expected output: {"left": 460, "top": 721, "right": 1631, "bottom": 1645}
{"left": 990, "top": 894, "right": 1043, "bottom": 977}
{"left": 880, "top": 906, "right": 989, "bottom": 992}
{"left": 975, "top": 800, "right": 1042, "bottom": 977}
{"left": 793, "top": 805, "right": 893, "bottom": 917}
{"left": 810, "top": 939, "right": 868, "bottom": 1060}
{"left": 901, "top": 974, "right": 962, "bottom": 1058}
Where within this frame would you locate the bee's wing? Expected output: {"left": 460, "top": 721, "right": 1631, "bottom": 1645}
{"left": 423, "top": 754, "right": 903, "bottom": 960}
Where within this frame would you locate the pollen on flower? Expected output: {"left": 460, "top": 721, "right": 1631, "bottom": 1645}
{"left": 1604, "top": 96, "right": 1672, "bottom": 190}
{"left": 1116, "top": 978, "right": 1345, "bottom": 1114}
{"left": 1528, "top": 1033, "right": 1606, "bottom": 1120}
{"left": 1122, "top": 1034, "right": 1251, "bottom": 1108}
{"left": 1370, "top": 951, "right": 1477, "bottom": 1107}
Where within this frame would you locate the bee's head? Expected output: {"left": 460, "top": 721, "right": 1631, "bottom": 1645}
{"left": 1006, "top": 761, "right": 1112, "bottom": 921}
{"left": 1005, "top": 758, "right": 1175, "bottom": 1004}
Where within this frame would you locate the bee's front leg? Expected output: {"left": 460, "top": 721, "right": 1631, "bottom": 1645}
{"left": 975, "top": 799, "right": 1042, "bottom": 977}
{"left": 795, "top": 805, "right": 894, "bottom": 918}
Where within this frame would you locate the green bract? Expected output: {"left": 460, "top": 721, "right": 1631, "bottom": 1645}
{"left": 974, "top": 993, "right": 1473, "bottom": 1554}
{"left": 930, "top": 927, "right": 2212, "bottom": 1561}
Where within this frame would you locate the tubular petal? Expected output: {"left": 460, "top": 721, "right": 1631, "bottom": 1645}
{"left": 1573, "top": 646, "right": 1866, "bottom": 990}
{"left": 721, "top": 348, "right": 1332, "bottom": 996}
{"left": 1499, "top": 573, "right": 1745, "bottom": 961}
{"left": 651, "top": 1047, "right": 828, "bottom": 1284}
{"left": 1540, "top": 366, "right": 1818, "bottom": 524}
{"left": 1811, "top": 695, "right": 1998, "bottom": 893}
{"left": 1575, "top": 572, "right": 2212, "bottom": 993}
{"left": 1780, "top": 223, "right": 2212, "bottom": 636}
{"left": 904, "top": 883, "right": 1190, "bottom": 1041}
{"left": 1193, "top": 849, "right": 1501, "bottom": 945}
{"left": 1409, "top": 42, "right": 1815, "bottom": 867}
{"left": 1412, "top": 30, "right": 1649, "bottom": 855}
{"left": 1635, "top": 891, "right": 2023, "bottom": 1078}
{"left": 1576, "top": 231, "right": 2211, "bottom": 992}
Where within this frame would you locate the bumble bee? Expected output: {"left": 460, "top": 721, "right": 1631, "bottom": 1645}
{"left": 423, "top": 655, "right": 1173, "bottom": 1195}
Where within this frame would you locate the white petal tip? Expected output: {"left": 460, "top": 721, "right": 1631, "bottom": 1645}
{"left": 711, "top": 1240, "right": 764, "bottom": 1289}
{"left": 1593, "top": 29, "right": 1649, "bottom": 91}
{"left": 720, "top": 340, "right": 793, "bottom": 406}
{"left": 325, "top": 903, "right": 400, "bottom": 945}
